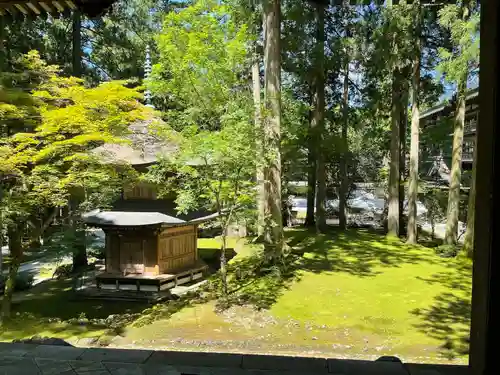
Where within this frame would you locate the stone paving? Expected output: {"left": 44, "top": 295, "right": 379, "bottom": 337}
{"left": 0, "top": 343, "right": 469, "bottom": 375}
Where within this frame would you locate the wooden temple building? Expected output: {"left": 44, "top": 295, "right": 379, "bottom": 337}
{"left": 84, "top": 211, "right": 207, "bottom": 292}
{"left": 81, "top": 116, "right": 213, "bottom": 294}
{"left": 419, "top": 87, "right": 479, "bottom": 186}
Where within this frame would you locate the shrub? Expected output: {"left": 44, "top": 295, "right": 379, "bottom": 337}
{"left": 435, "top": 244, "right": 459, "bottom": 258}
{"left": 88, "top": 245, "right": 105, "bottom": 260}
{"left": 198, "top": 222, "right": 222, "bottom": 238}
{"left": 15, "top": 273, "right": 35, "bottom": 291}
{"left": 53, "top": 264, "right": 73, "bottom": 279}
{"left": 0, "top": 273, "right": 35, "bottom": 292}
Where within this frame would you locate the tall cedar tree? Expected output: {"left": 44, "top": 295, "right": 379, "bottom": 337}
{"left": 249, "top": 4, "right": 265, "bottom": 239}
{"left": 406, "top": 0, "right": 422, "bottom": 244}
{"left": 262, "top": 0, "right": 284, "bottom": 255}
{"left": 438, "top": 1, "right": 479, "bottom": 246}
{"left": 313, "top": 2, "right": 327, "bottom": 232}
{"left": 385, "top": 0, "right": 413, "bottom": 237}
{"left": 339, "top": 0, "right": 351, "bottom": 231}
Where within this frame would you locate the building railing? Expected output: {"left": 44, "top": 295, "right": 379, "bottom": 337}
{"left": 465, "top": 118, "right": 477, "bottom": 133}
{"left": 462, "top": 151, "right": 474, "bottom": 162}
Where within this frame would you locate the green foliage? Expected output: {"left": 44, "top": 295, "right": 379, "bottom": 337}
{"left": 1, "top": 51, "right": 149, "bottom": 244}
{"left": 40, "top": 227, "right": 103, "bottom": 265}
{"left": 0, "top": 273, "right": 34, "bottom": 292}
{"left": 0, "top": 0, "right": 183, "bottom": 84}
{"left": 148, "top": 0, "right": 256, "bottom": 235}
{"left": 52, "top": 264, "right": 73, "bottom": 280}
{"left": 85, "top": 0, "right": 185, "bottom": 82}
{"left": 421, "top": 185, "right": 447, "bottom": 235}
{"left": 151, "top": 112, "right": 256, "bottom": 225}
{"left": 436, "top": 1, "right": 480, "bottom": 85}
{"left": 435, "top": 244, "right": 459, "bottom": 258}
{"left": 281, "top": 90, "right": 309, "bottom": 185}
{"left": 150, "top": 0, "right": 250, "bottom": 130}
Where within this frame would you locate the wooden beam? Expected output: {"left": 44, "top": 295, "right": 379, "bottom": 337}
{"left": 38, "top": 1, "right": 53, "bottom": 13}
{"left": 14, "top": 3, "right": 28, "bottom": 14}
{"left": 5, "top": 6, "right": 17, "bottom": 15}
{"left": 64, "top": 0, "right": 76, "bottom": 10}
{"left": 52, "top": 0, "right": 65, "bottom": 12}
{"left": 26, "top": 2, "right": 41, "bottom": 14}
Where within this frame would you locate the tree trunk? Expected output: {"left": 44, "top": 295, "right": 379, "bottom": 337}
{"left": 71, "top": 11, "right": 87, "bottom": 272}
{"left": 69, "top": 199, "right": 87, "bottom": 273}
{"left": 72, "top": 10, "right": 82, "bottom": 77}
{"left": 253, "top": 57, "right": 265, "bottom": 238}
{"left": 339, "top": 55, "right": 349, "bottom": 231}
{"left": 444, "top": 80, "right": 466, "bottom": 246}
{"left": 407, "top": 12, "right": 421, "bottom": 244}
{"left": 399, "top": 81, "right": 408, "bottom": 234}
{"left": 313, "top": 2, "right": 326, "bottom": 233}
{"left": 387, "top": 70, "right": 401, "bottom": 237}
{"left": 220, "top": 232, "right": 228, "bottom": 296}
{"left": 0, "top": 16, "right": 6, "bottom": 72}
{"left": 305, "top": 89, "right": 316, "bottom": 228}
{"left": 262, "top": 0, "right": 283, "bottom": 255}
{"left": 305, "top": 141, "right": 316, "bottom": 227}
{"left": 462, "top": 135, "right": 477, "bottom": 257}
{"left": 72, "top": 235, "right": 87, "bottom": 273}
{"left": 1, "top": 224, "right": 22, "bottom": 319}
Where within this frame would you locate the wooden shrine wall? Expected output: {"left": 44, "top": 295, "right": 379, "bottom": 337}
{"left": 123, "top": 182, "right": 158, "bottom": 200}
{"left": 104, "top": 231, "right": 159, "bottom": 276}
{"left": 105, "top": 232, "right": 120, "bottom": 273}
{"left": 158, "top": 225, "right": 197, "bottom": 274}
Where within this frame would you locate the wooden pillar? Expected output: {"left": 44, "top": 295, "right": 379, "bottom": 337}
{"left": 469, "top": 0, "right": 499, "bottom": 373}
{"left": 72, "top": 10, "right": 82, "bottom": 77}
{"left": 141, "top": 238, "right": 145, "bottom": 275}
{"left": 194, "top": 225, "right": 198, "bottom": 261}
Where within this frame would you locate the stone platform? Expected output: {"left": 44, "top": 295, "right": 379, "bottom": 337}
{"left": 0, "top": 342, "right": 469, "bottom": 375}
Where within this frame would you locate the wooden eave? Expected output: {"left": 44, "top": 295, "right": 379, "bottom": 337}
{"left": 0, "top": 0, "right": 117, "bottom": 18}
{"left": 0, "top": 0, "right": 466, "bottom": 17}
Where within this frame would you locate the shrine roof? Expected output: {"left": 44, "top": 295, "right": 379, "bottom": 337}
{"left": 92, "top": 117, "right": 176, "bottom": 167}
{"left": 83, "top": 210, "right": 186, "bottom": 227}
{"left": 92, "top": 116, "right": 203, "bottom": 167}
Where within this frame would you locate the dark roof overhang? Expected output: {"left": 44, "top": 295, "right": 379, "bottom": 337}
{"left": 0, "top": 0, "right": 117, "bottom": 18}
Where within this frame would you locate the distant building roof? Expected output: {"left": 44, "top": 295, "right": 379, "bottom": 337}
{"left": 92, "top": 116, "right": 204, "bottom": 167}
{"left": 92, "top": 117, "right": 177, "bottom": 166}
{"left": 83, "top": 210, "right": 186, "bottom": 227}
{"left": 420, "top": 87, "right": 479, "bottom": 121}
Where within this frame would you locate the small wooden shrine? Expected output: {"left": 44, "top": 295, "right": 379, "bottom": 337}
{"left": 83, "top": 211, "right": 207, "bottom": 292}
{"left": 82, "top": 80, "right": 213, "bottom": 296}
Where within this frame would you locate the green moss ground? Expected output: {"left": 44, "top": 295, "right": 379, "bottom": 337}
{"left": 117, "top": 229, "right": 472, "bottom": 363}
{"left": 1, "top": 229, "right": 472, "bottom": 364}
{"left": 0, "top": 277, "right": 149, "bottom": 343}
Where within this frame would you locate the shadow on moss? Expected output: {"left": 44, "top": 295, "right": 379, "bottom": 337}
{"left": 411, "top": 261, "right": 472, "bottom": 359}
